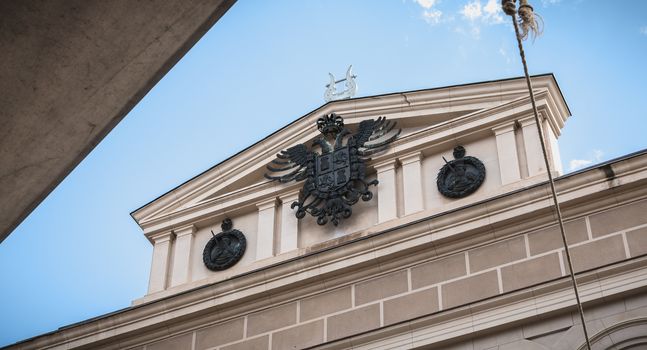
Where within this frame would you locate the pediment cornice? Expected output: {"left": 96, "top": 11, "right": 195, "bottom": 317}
{"left": 132, "top": 75, "right": 569, "bottom": 239}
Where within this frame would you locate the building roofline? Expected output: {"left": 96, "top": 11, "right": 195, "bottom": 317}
{"left": 130, "top": 73, "right": 567, "bottom": 219}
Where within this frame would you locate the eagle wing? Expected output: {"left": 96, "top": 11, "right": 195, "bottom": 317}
{"left": 265, "top": 144, "right": 312, "bottom": 183}
{"left": 354, "top": 116, "right": 401, "bottom": 156}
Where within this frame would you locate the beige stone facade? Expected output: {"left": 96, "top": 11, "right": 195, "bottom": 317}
{"left": 7, "top": 75, "right": 647, "bottom": 350}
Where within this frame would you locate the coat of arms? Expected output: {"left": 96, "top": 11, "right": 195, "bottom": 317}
{"left": 265, "top": 113, "right": 400, "bottom": 226}
{"left": 202, "top": 218, "right": 246, "bottom": 271}
{"left": 436, "top": 146, "right": 486, "bottom": 198}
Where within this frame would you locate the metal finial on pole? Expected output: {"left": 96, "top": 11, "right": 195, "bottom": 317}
{"left": 501, "top": 1, "right": 592, "bottom": 349}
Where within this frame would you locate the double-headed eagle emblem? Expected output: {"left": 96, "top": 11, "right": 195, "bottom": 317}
{"left": 265, "top": 113, "right": 400, "bottom": 226}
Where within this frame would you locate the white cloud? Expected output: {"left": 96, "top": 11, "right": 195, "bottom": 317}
{"left": 456, "top": 0, "right": 505, "bottom": 39}
{"left": 498, "top": 47, "right": 512, "bottom": 63}
{"left": 470, "top": 26, "right": 481, "bottom": 38}
{"left": 461, "top": 0, "right": 504, "bottom": 23}
{"left": 483, "top": 0, "right": 504, "bottom": 24}
{"left": 640, "top": 26, "right": 647, "bottom": 36}
{"left": 415, "top": 0, "right": 437, "bottom": 9}
{"left": 541, "top": 0, "right": 562, "bottom": 6}
{"left": 569, "top": 149, "right": 605, "bottom": 171}
{"left": 412, "top": 0, "right": 447, "bottom": 25}
{"left": 461, "top": 1, "right": 482, "bottom": 21}
{"left": 423, "top": 9, "right": 443, "bottom": 24}
{"left": 569, "top": 159, "right": 592, "bottom": 171}
{"left": 413, "top": 0, "right": 504, "bottom": 30}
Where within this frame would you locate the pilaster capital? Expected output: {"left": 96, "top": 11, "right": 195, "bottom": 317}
{"left": 256, "top": 197, "right": 277, "bottom": 211}
{"left": 279, "top": 190, "right": 300, "bottom": 204}
{"left": 399, "top": 151, "right": 423, "bottom": 166}
{"left": 492, "top": 121, "right": 516, "bottom": 136}
{"left": 173, "top": 224, "right": 196, "bottom": 238}
{"left": 517, "top": 115, "right": 538, "bottom": 128}
{"left": 148, "top": 230, "right": 174, "bottom": 244}
{"left": 373, "top": 158, "right": 398, "bottom": 173}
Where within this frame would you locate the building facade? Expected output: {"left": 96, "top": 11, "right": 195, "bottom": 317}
{"left": 7, "top": 75, "right": 647, "bottom": 350}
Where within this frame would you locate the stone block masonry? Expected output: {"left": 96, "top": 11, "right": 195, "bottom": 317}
{"left": 138, "top": 199, "right": 647, "bottom": 350}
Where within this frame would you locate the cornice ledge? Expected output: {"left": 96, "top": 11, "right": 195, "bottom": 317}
{"left": 139, "top": 181, "right": 301, "bottom": 235}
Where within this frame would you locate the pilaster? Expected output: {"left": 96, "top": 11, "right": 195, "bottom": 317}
{"left": 493, "top": 122, "right": 522, "bottom": 185}
{"left": 374, "top": 158, "right": 398, "bottom": 223}
{"left": 518, "top": 116, "right": 546, "bottom": 177}
{"left": 169, "top": 224, "right": 196, "bottom": 287}
{"left": 544, "top": 117, "right": 564, "bottom": 175}
{"left": 256, "top": 198, "right": 277, "bottom": 260}
{"left": 147, "top": 230, "right": 173, "bottom": 294}
{"left": 279, "top": 190, "right": 300, "bottom": 254}
{"left": 399, "top": 152, "right": 424, "bottom": 216}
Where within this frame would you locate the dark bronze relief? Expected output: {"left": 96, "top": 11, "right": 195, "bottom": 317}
{"left": 202, "top": 218, "right": 246, "bottom": 271}
{"left": 265, "top": 113, "right": 400, "bottom": 226}
{"left": 437, "top": 146, "right": 486, "bottom": 198}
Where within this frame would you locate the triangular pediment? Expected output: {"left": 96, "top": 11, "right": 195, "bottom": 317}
{"left": 131, "top": 75, "right": 569, "bottom": 236}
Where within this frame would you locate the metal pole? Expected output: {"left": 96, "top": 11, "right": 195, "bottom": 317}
{"left": 508, "top": 9, "right": 593, "bottom": 350}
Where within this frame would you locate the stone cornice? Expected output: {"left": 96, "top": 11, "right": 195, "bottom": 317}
{"left": 12, "top": 150, "right": 647, "bottom": 350}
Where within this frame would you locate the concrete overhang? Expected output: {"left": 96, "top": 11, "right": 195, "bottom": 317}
{"left": 0, "top": 0, "right": 236, "bottom": 243}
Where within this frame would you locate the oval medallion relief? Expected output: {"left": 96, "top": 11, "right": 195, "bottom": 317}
{"left": 202, "top": 218, "right": 246, "bottom": 271}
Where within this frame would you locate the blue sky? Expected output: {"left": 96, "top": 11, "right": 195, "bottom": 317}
{"left": 1, "top": 0, "right": 646, "bottom": 346}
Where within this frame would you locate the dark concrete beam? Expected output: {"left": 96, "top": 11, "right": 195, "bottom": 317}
{"left": 0, "top": 0, "right": 236, "bottom": 243}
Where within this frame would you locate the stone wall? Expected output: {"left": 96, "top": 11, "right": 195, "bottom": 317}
{"left": 438, "top": 292, "right": 647, "bottom": 350}
{"left": 137, "top": 198, "right": 647, "bottom": 350}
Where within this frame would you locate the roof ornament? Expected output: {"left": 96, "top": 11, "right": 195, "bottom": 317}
{"left": 324, "top": 65, "right": 357, "bottom": 102}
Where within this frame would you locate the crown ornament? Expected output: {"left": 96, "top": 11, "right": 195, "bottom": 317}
{"left": 316, "top": 113, "right": 344, "bottom": 135}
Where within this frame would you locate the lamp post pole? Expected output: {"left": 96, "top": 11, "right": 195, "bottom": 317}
{"left": 500, "top": 1, "right": 592, "bottom": 349}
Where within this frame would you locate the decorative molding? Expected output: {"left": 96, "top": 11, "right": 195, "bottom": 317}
{"left": 173, "top": 224, "right": 196, "bottom": 237}
{"left": 398, "top": 151, "right": 423, "bottom": 166}
{"left": 149, "top": 230, "right": 174, "bottom": 243}
{"left": 255, "top": 198, "right": 277, "bottom": 211}
{"left": 278, "top": 189, "right": 300, "bottom": 203}
{"left": 517, "top": 114, "right": 539, "bottom": 127}
{"left": 491, "top": 121, "right": 516, "bottom": 135}
{"left": 373, "top": 158, "right": 398, "bottom": 173}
